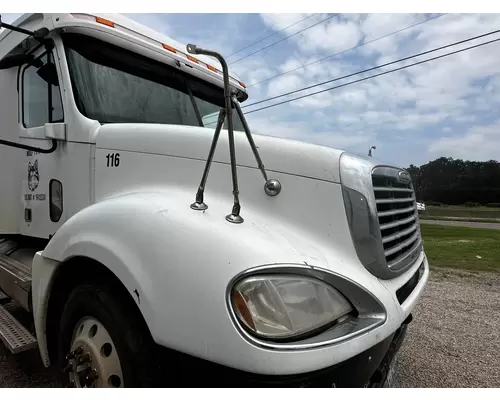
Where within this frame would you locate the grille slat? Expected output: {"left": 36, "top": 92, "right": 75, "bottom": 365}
{"left": 380, "top": 214, "right": 417, "bottom": 231}
{"left": 372, "top": 169, "right": 420, "bottom": 270}
{"left": 382, "top": 224, "right": 418, "bottom": 244}
{"left": 388, "top": 238, "right": 422, "bottom": 269}
{"left": 376, "top": 196, "right": 415, "bottom": 205}
{"left": 378, "top": 205, "right": 416, "bottom": 218}
{"left": 373, "top": 187, "right": 413, "bottom": 193}
{"left": 384, "top": 231, "right": 420, "bottom": 257}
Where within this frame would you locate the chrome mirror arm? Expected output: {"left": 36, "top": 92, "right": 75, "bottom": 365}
{"left": 187, "top": 43, "right": 243, "bottom": 223}
{"left": 187, "top": 43, "right": 282, "bottom": 223}
{"left": 190, "top": 109, "right": 226, "bottom": 211}
{"left": 231, "top": 95, "right": 267, "bottom": 181}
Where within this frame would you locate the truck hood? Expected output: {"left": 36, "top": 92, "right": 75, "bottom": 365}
{"left": 94, "top": 123, "right": 344, "bottom": 183}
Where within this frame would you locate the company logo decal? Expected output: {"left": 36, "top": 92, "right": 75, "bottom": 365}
{"left": 28, "top": 160, "right": 40, "bottom": 191}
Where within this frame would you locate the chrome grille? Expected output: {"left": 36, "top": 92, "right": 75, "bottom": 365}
{"left": 372, "top": 169, "right": 421, "bottom": 270}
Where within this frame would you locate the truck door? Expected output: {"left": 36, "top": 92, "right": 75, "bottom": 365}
{"left": 18, "top": 46, "right": 66, "bottom": 239}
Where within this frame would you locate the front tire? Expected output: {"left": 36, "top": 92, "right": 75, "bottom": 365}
{"left": 58, "top": 283, "right": 157, "bottom": 388}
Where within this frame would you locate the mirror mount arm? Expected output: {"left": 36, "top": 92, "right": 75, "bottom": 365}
{"left": 0, "top": 15, "right": 51, "bottom": 45}
{"left": 186, "top": 44, "right": 282, "bottom": 224}
{"left": 187, "top": 44, "right": 244, "bottom": 224}
{"left": 190, "top": 108, "right": 227, "bottom": 211}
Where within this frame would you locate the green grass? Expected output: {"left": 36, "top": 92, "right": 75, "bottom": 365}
{"left": 421, "top": 224, "right": 500, "bottom": 272}
{"left": 427, "top": 205, "right": 500, "bottom": 211}
{"left": 422, "top": 206, "right": 500, "bottom": 219}
{"left": 421, "top": 216, "right": 500, "bottom": 223}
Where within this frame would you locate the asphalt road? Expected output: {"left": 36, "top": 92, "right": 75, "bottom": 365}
{"left": 1, "top": 268, "right": 499, "bottom": 387}
{"left": 420, "top": 219, "right": 500, "bottom": 230}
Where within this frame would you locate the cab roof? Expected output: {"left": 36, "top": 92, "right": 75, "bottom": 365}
{"left": 0, "top": 13, "right": 248, "bottom": 100}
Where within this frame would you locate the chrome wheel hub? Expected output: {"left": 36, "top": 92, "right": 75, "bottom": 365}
{"left": 64, "top": 317, "right": 123, "bottom": 388}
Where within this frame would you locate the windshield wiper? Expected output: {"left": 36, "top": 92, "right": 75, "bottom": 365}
{"left": 186, "top": 44, "right": 281, "bottom": 224}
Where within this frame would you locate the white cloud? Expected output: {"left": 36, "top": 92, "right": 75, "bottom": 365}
{"left": 267, "top": 74, "right": 303, "bottom": 97}
{"left": 248, "top": 115, "right": 375, "bottom": 153}
{"left": 296, "top": 19, "right": 363, "bottom": 54}
{"left": 428, "top": 121, "right": 500, "bottom": 161}
{"left": 277, "top": 57, "right": 304, "bottom": 74}
{"left": 358, "top": 13, "right": 422, "bottom": 56}
{"left": 259, "top": 13, "right": 315, "bottom": 32}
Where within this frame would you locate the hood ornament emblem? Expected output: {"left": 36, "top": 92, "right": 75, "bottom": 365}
{"left": 398, "top": 170, "right": 411, "bottom": 184}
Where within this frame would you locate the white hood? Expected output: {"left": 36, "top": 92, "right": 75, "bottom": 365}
{"left": 94, "top": 123, "right": 344, "bottom": 183}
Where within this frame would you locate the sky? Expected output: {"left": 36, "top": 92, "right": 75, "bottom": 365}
{"left": 2, "top": 12, "right": 500, "bottom": 167}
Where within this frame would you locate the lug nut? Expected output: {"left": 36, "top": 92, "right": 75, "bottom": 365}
{"left": 66, "top": 346, "right": 83, "bottom": 360}
{"left": 79, "top": 353, "right": 91, "bottom": 363}
{"left": 87, "top": 369, "right": 98, "bottom": 381}
{"left": 76, "top": 363, "right": 91, "bottom": 373}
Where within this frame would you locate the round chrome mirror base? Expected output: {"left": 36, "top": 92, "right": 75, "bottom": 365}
{"left": 226, "top": 214, "right": 244, "bottom": 224}
{"left": 190, "top": 202, "right": 208, "bottom": 211}
{"left": 264, "top": 179, "right": 281, "bottom": 196}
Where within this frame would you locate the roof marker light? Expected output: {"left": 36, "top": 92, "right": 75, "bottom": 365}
{"left": 95, "top": 17, "right": 115, "bottom": 28}
{"left": 187, "top": 55, "right": 199, "bottom": 64}
{"left": 162, "top": 44, "right": 176, "bottom": 53}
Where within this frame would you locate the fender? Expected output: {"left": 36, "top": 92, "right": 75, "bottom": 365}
{"left": 33, "top": 189, "right": 409, "bottom": 374}
{"left": 32, "top": 188, "right": 335, "bottom": 366}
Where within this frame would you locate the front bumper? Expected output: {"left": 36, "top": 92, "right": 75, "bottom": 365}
{"left": 155, "top": 316, "right": 411, "bottom": 388}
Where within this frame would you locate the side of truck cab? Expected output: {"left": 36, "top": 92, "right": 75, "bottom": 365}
{"left": 0, "top": 13, "right": 429, "bottom": 388}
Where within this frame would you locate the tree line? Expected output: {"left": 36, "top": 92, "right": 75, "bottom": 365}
{"left": 406, "top": 157, "right": 500, "bottom": 206}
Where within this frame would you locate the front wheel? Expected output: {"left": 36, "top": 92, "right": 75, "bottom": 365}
{"left": 58, "top": 284, "right": 157, "bottom": 388}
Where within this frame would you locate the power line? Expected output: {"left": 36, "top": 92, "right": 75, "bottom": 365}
{"left": 227, "top": 14, "right": 318, "bottom": 59}
{"left": 242, "top": 28, "right": 500, "bottom": 110}
{"left": 247, "top": 13, "right": 448, "bottom": 88}
{"left": 243, "top": 35, "right": 500, "bottom": 115}
{"left": 228, "top": 13, "right": 340, "bottom": 66}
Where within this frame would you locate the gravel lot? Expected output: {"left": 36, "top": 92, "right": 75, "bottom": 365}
{"left": 393, "top": 268, "right": 500, "bottom": 387}
{"left": 1, "top": 268, "right": 499, "bottom": 388}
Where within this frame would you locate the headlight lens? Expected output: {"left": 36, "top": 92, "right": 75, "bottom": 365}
{"left": 231, "top": 275, "right": 353, "bottom": 340}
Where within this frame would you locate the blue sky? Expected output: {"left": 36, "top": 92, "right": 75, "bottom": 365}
{"left": 3, "top": 13, "right": 500, "bottom": 167}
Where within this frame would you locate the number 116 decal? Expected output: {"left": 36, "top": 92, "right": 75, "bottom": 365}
{"left": 106, "top": 153, "right": 120, "bottom": 167}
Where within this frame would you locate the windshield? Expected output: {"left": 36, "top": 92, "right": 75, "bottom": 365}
{"left": 61, "top": 33, "right": 244, "bottom": 130}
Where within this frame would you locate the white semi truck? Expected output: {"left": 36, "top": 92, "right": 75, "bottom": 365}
{"left": 0, "top": 13, "right": 429, "bottom": 388}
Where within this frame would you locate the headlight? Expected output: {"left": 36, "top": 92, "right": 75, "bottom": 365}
{"left": 231, "top": 275, "right": 353, "bottom": 341}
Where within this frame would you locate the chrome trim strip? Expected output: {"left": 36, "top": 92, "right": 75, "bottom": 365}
{"left": 372, "top": 166, "right": 403, "bottom": 179}
{"left": 373, "top": 187, "right": 413, "bottom": 193}
{"left": 384, "top": 231, "right": 420, "bottom": 257}
{"left": 380, "top": 214, "right": 417, "bottom": 230}
{"left": 378, "top": 205, "right": 416, "bottom": 217}
{"left": 382, "top": 224, "right": 418, "bottom": 244}
{"left": 376, "top": 196, "right": 415, "bottom": 204}
{"left": 389, "top": 239, "right": 423, "bottom": 270}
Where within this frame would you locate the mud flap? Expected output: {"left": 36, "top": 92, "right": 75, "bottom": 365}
{"left": 382, "top": 353, "right": 398, "bottom": 388}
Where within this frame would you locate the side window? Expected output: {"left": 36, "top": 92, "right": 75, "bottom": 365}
{"left": 193, "top": 93, "right": 245, "bottom": 131}
{"left": 23, "top": 53, "right": 64, "bottom": 128}
{"left": 49, "top": 179, "right": 63, "bottom": 222}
